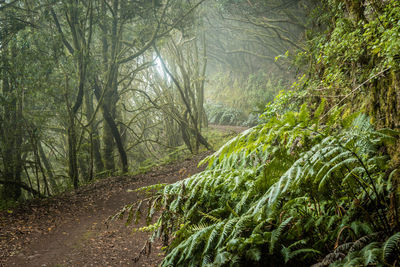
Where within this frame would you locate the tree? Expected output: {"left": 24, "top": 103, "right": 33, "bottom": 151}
{"left": 1, "top": 0, "right": 64, "bottom": 199}
{"left": 1, "top": 43, "right": 23, "bottom": 200}
{"left": 153, "top": 30, "right": 211, "bottom": 153}
{"left": 50, "top": 0, "right": 94, "bottom": 188}
{"left": 0, "top": 0, "right": 208, "bottom": 201}
{"left": 92, "top": 0, "right": 207, "bottom": 169}
{"left": 206, "top": 0, "right": 313, "bottom": 75}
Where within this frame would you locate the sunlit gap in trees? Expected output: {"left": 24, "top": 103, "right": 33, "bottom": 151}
{"left": 154, "top": 54, "right": 171, "bottom": 83}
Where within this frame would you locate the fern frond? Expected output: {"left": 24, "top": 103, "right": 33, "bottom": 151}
{"left": 231, "top": 215, "right": 253, "bottom": 239}
{"left": 335, "top": 242, "right": 353, "bottom": 253}
{"left": 383, "top": 232, "right": 400, "bottom": 261}
{"left": 203, "top": 222, "right": 224, "bottom": 256}
{"left": 318, "top": 251, "right": 346, "bottom": 266}
{"left": 348, "top": 233, "right": 378, "bottom": 253}
{"left": 270, "top": 217, "right": 293, "bottom": 254}
{"left": 182, "top": 225, "right": 214, "bottom": 262}
{"left": 198, "top": 210, "right": 222, "bottom": 223}
{"left": 288, "top": 248, "right": 320, "bottom": 262}
{"left": 216, "top": 218, "right": 240, "bottom": 249}
{"left": 188, "top": 221, "right": 211, "bottom": 233}
{"left": 363, "top": 247, "right": 381, "bottom": 265}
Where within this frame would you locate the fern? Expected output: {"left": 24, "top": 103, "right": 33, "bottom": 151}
{"left": 270, "top": 217, "right": 293, "bottom": 254}
{"left": 215, "top": 217, "right": 239, "bottom": 249}
{"left": 281, "top": 239, "right": 320, "bottom": 263}
{"left": 383, "top": 232, "right": 400, "bottom": 262}
{"left": 203, "top": 222, "right": 224, "bottom": 256}
{"left": 119, "top": 105, "right": 399, "bottom": 266}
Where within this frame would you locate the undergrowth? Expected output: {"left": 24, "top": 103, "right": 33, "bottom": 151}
{"left": 113, "top": 2, "right": 400, "bottom": 264}
{"left": 205, "top": 103, "right": 247, "bottom": 126}
{"left": 131, "top": 127, "right": 236, "bottom": 175}
{"left": 115, "top": 97, "right": 400, "bottom": 266}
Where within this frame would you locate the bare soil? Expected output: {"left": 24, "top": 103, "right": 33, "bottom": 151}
{"left": 0, "top": 152, "right": 210, "bottom": 267}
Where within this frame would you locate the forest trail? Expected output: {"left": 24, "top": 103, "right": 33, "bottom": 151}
{"left": 0, "top": 125, "right": 246, "bottom": 267}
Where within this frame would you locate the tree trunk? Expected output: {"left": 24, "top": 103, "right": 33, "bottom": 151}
{"left": 84, "top": 87, "right": 104, "bottom": 173}
{"left": 38, "top": 142, "right": 59, "bottom": 194}
{"left": 0, "top": 46, "right": 22, "bottom": 200}
{"left": 67, "top": 114, "right": 79, "bottom": 189}
{"left": 0, "top": 180, "right": 43, "bottom": 198}
{"left": 52, "top": 0, "right": 93, "bottom": 188}
{"left": 98, "top": 0, "right": 128, "bottom": 173}
{"left": 165, "top": 115, "right": 181, "bottom": 147}
{"left": 197, "top": 32, "right": 207, "bottom": 129}
{"left": 93, "top": 80, "right": 128, "bottom": 173}
{"left": 31, "top": 136, "right": 50, "bottom": 196}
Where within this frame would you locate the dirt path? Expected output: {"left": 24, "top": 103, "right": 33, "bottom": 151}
{"left": 1, "top": 152, "right": 210, "bottom": 267}
{"left": 0, "top": 125, "right": 247, "bottom": 267}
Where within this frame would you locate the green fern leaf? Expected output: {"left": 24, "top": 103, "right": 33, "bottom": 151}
{"left": 270, "top": 217, "right": 293, "bottom": 254}
{"left": 383, "top": 232, "right": 400, "bottom": 261}
{"left": 246, "top": 247, "right": 262, "bottom": 261}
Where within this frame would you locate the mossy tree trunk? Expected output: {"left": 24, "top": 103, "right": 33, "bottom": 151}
{"left": 99, "top": 0, "right": 129, "bottom": 173}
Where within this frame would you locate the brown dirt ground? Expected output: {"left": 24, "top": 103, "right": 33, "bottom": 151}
{"left": 0, "top": 125, "right": 246, "bottom": 267}
{"left": 0, "top": 151, "right": 210, "bottom": 267}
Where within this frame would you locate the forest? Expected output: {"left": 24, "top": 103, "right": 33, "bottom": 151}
{"left": 1, "top": 0, "right": 400, "bottom": 266}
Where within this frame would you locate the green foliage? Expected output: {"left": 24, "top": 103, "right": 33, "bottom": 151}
{"left": 205, "top": 103, "right": 247, "bottom": 126}
{"left": 316, "top": 231, "right": 400, "bottom": 266}
{"left": 383, "top": 232, "right": 400, "bottom": 262}
{"left": 363, "top": 1, "right": 400, "bottom": 71}
{"left": 102, "top": 0, "right": 400, "bottom": 265}
{"left": 204, "top": 102, "right": 261, "bottom": 127}
{"left": 205, "top": 71, "right": 287, "bottom": 116}
{"left": 202, "top": 127, "right": 238, "bottom": 150}
{"left": 301, "top": 0, "right": 400, "bottom": 128}
{"left": 124, "top": 98, "right": 399, "bottom": 266}
{"left": 261, "top": 89, "right": 298, "bottom": 121}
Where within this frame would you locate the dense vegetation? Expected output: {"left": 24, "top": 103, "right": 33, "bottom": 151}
{"left": 0, "top": 0, "right": 303, "bottom": 205}
{"left": 118, "top": 0, "right": 400, "bottom": 266}
{"left": 2, "top": 0, "right": 400, "bottom": 265}
{"left": 0, "top": 0, "right": 212, "bottom": 204}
